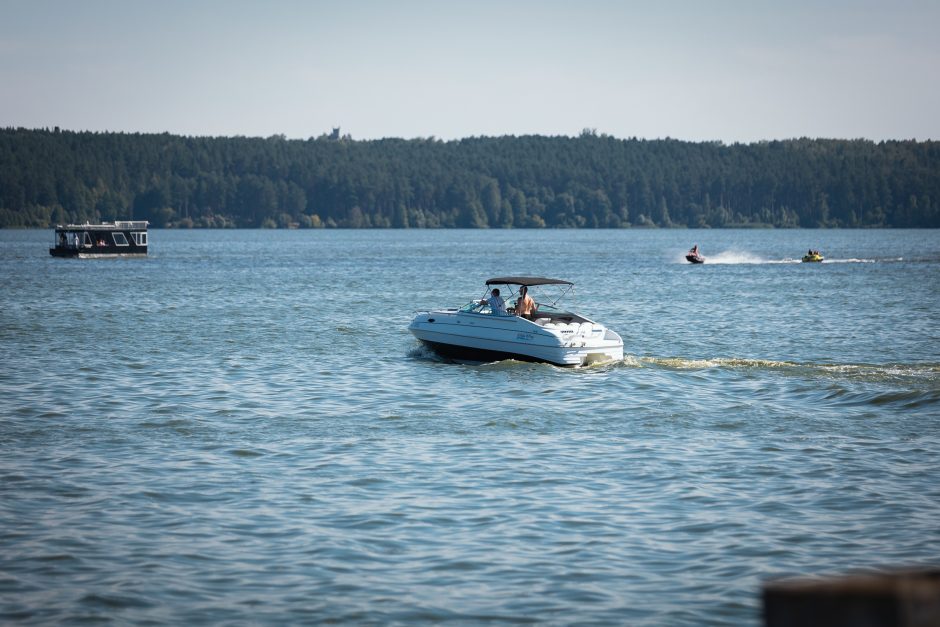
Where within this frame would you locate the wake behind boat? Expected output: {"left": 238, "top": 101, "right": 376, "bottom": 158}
{"left": 409, "top": 277, "right": 624, "bottom": 367}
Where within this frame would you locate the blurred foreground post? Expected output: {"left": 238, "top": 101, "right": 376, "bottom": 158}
{"left": 763, "top": 569, "right": 940, "bottom": 627}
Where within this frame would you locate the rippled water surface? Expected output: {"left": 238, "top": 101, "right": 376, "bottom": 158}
{"left": 2, "top": 229, "right": 939, "bottom": 625}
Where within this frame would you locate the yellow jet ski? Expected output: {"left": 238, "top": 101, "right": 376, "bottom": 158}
{"left": 802, "top": 251, "right": 824, "bottom": 263}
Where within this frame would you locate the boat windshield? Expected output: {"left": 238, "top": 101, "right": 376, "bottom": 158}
{"left": 491, "top": 282, "right": 574, "bottom": 308}
{"left": 459, "top": 298, "right": 573, "bottom": 317}
{"left": 455, "top": 280, "right": 582, "bottom": 318}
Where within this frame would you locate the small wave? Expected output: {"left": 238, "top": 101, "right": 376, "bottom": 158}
{"left": 406, "top": 344, "right": 446, "bottom": 363}
{"left": 229, "top": 448, "right": 264, "bottom": 458}
{"left": 842, "top": 389, "right": 940, "bottom": 409}
{"left": 80, "top": 592, "right": 154, "bottom": 610}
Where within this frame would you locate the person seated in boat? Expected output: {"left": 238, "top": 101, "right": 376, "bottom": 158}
{"left": 515, "top": 285, "right": 536, "bottom": 319}
{"left": 480, "top": 288, "right": 507, "bottom": 315}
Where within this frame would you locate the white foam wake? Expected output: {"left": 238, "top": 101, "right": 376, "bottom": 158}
{"left": 679, "top": 251, "right": 897, "bottom": 265}
{"left": 679, "top": 250, "right": 796, "bottom": 265}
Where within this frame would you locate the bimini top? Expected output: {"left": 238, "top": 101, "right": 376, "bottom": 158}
{"left": 485, "top": 276, "right": 574, "bottom": 287}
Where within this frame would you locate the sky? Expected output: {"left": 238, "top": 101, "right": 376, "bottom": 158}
{"left": 2, "top": 0, "right": 938, "bottom": 142}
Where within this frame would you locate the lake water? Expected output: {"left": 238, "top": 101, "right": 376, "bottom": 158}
{"left": 1, "top": 228, "right": 939, "bottom": 625}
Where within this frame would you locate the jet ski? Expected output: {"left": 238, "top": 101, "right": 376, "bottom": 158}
{"left": 685, "top": 252, "right": 705, "bottom": 264}
{"left": 802, "top": 251, "right": 824, "bottom": 263}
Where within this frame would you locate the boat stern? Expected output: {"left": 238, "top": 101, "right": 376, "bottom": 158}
{"left": 554, "top": 325, "right": 624, "bottom": 366}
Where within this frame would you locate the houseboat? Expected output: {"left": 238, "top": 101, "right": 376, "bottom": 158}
{"left": 50, "top": 221, "right": 149, "bottom": 258}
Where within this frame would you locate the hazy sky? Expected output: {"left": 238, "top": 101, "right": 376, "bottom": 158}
{"left": 2, "top": 0, "right": 938, "bottom": 142}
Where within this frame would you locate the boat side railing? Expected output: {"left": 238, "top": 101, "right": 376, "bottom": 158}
{"left": 55, "top": 221, "right": 149, "bottom": 230}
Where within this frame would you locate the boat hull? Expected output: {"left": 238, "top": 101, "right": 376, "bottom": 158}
{"left": 409, "top": 310, "right": 623, "bottom": 367}
{"left": 686, "top": 254, "right": 705, "bottom": 264}
{"left": 50, "top": 248, "right": 147, "bottom": 259}
{"left": 418, "top": 339, "right": 550, "bottom": 365}
{"left": 802, "top": 255, "right": 824, "bottom": 263}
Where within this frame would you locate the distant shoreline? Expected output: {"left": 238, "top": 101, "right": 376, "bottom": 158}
{"left": 3, "top": 128, "right": 938, "bottom": 229}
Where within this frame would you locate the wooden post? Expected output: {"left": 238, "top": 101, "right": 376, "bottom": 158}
{"left": 763, "top": 569, "right": 940, "bottom": 627}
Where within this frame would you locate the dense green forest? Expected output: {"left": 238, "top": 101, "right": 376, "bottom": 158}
{"left": 1, "top": 127, "right": 938, "bottom": 228}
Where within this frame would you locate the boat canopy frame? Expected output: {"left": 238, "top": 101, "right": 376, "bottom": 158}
{"left": 483, "top": 277, "right": 575, "bottom": 308}
{"left": 485, "top": 276, "right": 573, "bottom": 287}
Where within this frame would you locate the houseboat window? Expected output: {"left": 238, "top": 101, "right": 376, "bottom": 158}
{"left": 81, "top": 232, "right": 91, "bottom": 246}
{"left": 112, "top": 232, "right": 129, "bottom": 246}
{"left": 131, "top": 232, "right": 147, "bottom": 246}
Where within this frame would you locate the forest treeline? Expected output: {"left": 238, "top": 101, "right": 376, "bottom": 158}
{"left": 1, "top": 127, "right": 938, "bottom": 229}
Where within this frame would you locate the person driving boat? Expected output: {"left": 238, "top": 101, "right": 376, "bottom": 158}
{"left": 480, "top": 288, "right": 507, "bottom": 315}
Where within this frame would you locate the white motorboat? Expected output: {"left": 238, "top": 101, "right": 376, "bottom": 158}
{"left": 409, "top": 277, "right": 624, "bottom": 367}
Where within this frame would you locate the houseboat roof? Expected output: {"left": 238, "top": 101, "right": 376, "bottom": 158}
{"left": 55, "top": 221, "right": 149, "bottom": 231}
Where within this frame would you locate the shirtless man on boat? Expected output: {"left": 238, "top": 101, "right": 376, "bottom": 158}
{"left": 514, "top": 285, "right": 536, "bottom": 319}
